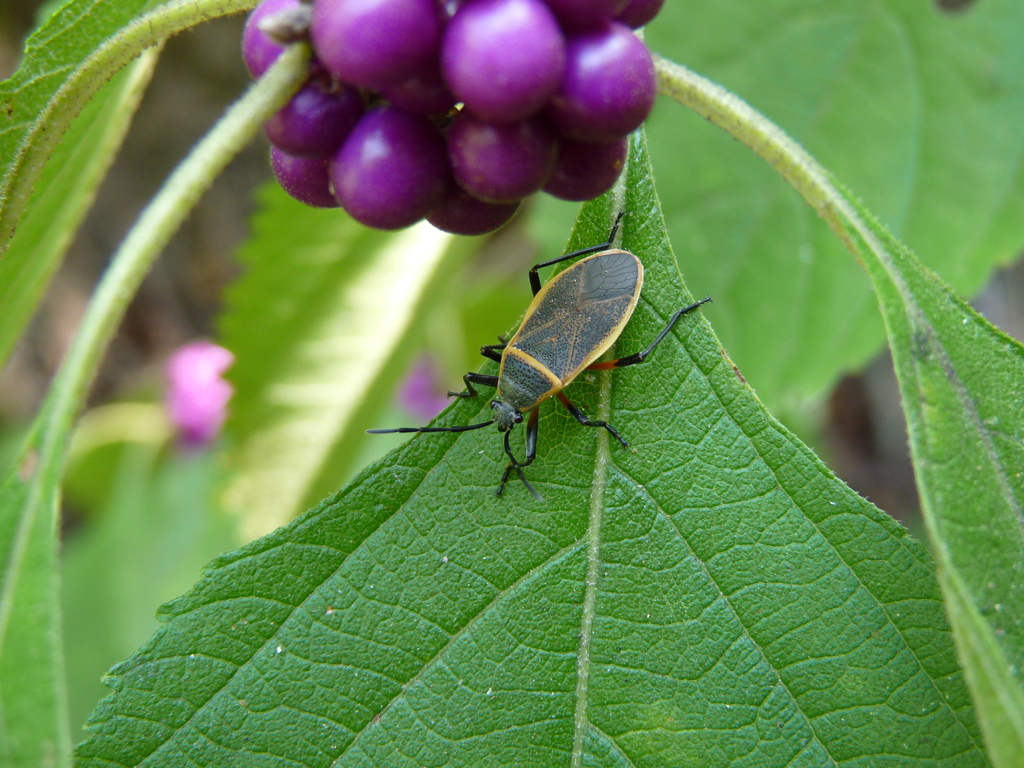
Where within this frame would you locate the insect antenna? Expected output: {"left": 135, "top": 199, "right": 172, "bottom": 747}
{"left": 366, "top": 420, "right": 494, "bottom": 435}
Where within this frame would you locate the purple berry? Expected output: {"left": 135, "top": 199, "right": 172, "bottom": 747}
{"left": 614, "top": 0, "right": 665, "bottom": 28}
{"left": 541, "top": 0, "right": 628, "bottom": 30}
{"left": 378, "top": 64, "right": 456, "bottom": 117}
{"left": 428, "top": 185, "right": 520, "bottom": 235}
{"left": 543, "top": 136, "right": 627, "bottom": 201}
{"left": 310, "top": 0, "right": 442, "bottom": 90}
{"left": 242, "top": 0, "right": 302, "bottom": 78}
{"left": 442, "top": 0, "right": 565, "bottom": 122}
{"left": 332, "top": 106, "right": 449, "bottom": 230}
{"left": 547, "top": 21, "right": 656, "bottom": 143}
{"left": 271, "top": 147, "right": 339, "bottom": 208}
{"left": 265, "top": 79, "right": 365, "bottom": 157}
{"left": 447, "top": 112, "right": 558, "bottom": 203}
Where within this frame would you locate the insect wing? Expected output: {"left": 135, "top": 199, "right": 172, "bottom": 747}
{"left": 511, "top": 250, "right": 642, "bottom": 384}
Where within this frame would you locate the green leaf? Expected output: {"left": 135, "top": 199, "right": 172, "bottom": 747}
{"left": 0, "top": 431, "right": 70, "bottom": 768}
{"left": 221, "top": 187, "right": 465, "bottom": 538}
{"left": 0, "top": 50, "right": 158, "bottom": 370}
{"left": 840, "top": 193, "right": 1024, "bottom": 766}
{"left": 0, "top": 0, "right": 155, "bottom": 246}
{"left": 634, "top": 0, "right": 1024, "bottom": 410}
{"left": 654, "top": 53, "right": 1024, "bottom": 767}
{"left": 0, "top": 8, "right": 167, "bottom": 742}
{"left": 0, "top": 0, "right": 258, "bottom": 252}
{"left": 77, "top": 134, "right": 986, "bottom": 767}
{"left": 942, "top": 568, "right": 1024, "bottom": 768}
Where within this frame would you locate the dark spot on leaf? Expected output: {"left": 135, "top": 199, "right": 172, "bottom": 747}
{"left": 722, "top": 349, "right": 747, "bottom": 384}
{"left": 935, "top": 0, "right": 976, "bottom": 12}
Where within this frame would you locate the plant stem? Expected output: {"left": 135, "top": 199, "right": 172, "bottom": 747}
{"left": 35, "top": 42, "right": 310, "bottom": 491}
{"left": 654, "top": 54, "right": 833, "bottom": 220}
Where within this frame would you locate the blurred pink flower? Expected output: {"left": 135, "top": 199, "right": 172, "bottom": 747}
{"left": 399, "top": 356, "right": 450, "bottom": 422}
{"left": 165, "top": 341, "right": 234, "bottom": 448}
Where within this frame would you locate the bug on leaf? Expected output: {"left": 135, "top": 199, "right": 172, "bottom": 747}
{"left": 369, "top": 214, "right": 710, "bottom": 498}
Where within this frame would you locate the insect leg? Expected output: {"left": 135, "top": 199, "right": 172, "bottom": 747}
{"left": 479, "top": 342, "right": 506, "bottom": 362}
{"left": 556, "top": 392, "right": 628, "bottom": 448}
{"left": 587, "top": 296, "right": 712, "bottom": 371}
{"left": 527, "top": 211, "right": 627, "bottom": 295}
{"left": 497, "top": 409, "right": 541, "bottom": 499}
{"left": 448, "top": 372, "right": 499, "bottom": 398}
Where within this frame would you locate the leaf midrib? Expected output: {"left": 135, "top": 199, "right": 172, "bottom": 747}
{"left": 570, "top": 363, "right": 615, "bottom": 767}
{"left": 905, "top": 315, "right": 1024, "bottom": 528}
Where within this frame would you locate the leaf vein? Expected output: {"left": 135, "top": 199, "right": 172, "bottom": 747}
{"left": 610, "top": 462, "right": 839, "bottom": 766}
{"left": 328, "top": 540, "right": 588, "bottom": 764}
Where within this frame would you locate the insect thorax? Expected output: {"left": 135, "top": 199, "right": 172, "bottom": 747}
{"left": 498, "top": 348, "right": 560, "bottom": 412}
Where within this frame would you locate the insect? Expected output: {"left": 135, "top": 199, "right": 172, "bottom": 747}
{"left": 368, "top": 215, "right": 711, "bottom": 498}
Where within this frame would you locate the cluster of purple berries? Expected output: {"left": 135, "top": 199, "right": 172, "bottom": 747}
{"left": 243, "top": 0, "right": 664, "bottom": 235}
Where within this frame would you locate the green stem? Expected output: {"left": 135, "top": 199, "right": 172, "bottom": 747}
{"left": 38, "top": 42, "right": 311, "bottom": 489}
{"left": 0, "top": 0, "right": 261, "bottom": 251}
{"left": 654, "top": 54, "right": 835, "bottom": 224}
